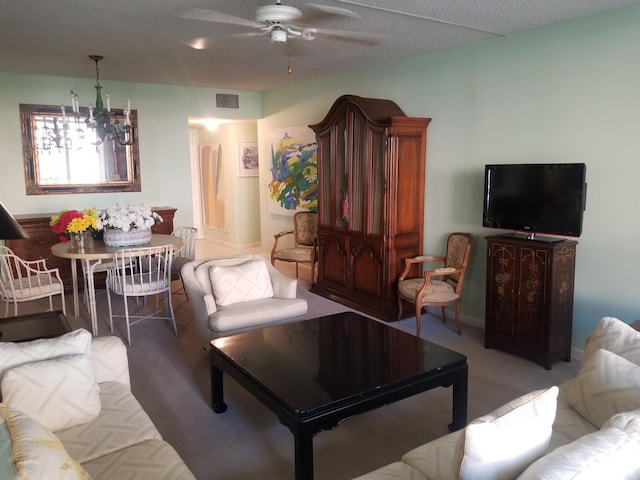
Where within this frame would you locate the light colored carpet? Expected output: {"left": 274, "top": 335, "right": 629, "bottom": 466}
{"left": 14, "top": 276, "right": 581, "bottom": 480}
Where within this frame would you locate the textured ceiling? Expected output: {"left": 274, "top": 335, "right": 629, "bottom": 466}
{"left": 0, "top": 0, "right": 636, "bottom": 91}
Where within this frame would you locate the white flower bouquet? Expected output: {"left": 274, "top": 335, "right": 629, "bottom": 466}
{"left": 98, "top": 203, "right": 162, "bottom": 232}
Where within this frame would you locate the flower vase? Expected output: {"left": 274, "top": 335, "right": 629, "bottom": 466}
{"left": 70, "top": 231, "right": 92, "bottom": 252}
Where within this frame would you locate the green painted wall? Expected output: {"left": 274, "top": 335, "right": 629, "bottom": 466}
{"left": 258, "top": 4, "right": 640, "bottom": 349}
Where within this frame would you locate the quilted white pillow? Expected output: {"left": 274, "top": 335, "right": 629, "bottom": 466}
{"left": 209, "top": 260, "right": 274, "bottom": 306}
{"left": 565, "top": 349, "right": 640, "bottom": 428}
{"left": 0, "top": 328, "right": 92, "bottom": 381}
{"left": 582, "top": 317, "right": 640, "bottom": 366}
{"left": 517, "top": 423, "right": 640, "bottom": 479}
{"left": 1, "top": 354, "right": 101, "bottom": 431}
{"left": 455, "top": 386, "right": 559, "bottom": 480}
{"left": 0, "top": 403, "right": 90, "bottom": 479}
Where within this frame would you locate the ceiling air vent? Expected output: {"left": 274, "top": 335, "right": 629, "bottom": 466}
{"left": 216, "top": 93, "right": 239, "bottom": 109}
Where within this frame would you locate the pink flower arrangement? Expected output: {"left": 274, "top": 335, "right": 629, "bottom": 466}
{"left": 50, "top": 208, "right": 99, "bottom": 243}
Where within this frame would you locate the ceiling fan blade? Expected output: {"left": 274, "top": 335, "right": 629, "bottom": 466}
{"left": 332, "top": 0, "right": 505, "bottom": 36}
{"left": 304, "top": 4, "right": 361, "bottom": 21}
{"left": 313, "top": 28, "right": 387, "bottom": 46}
{"left": 180, "top": 8, "right": 259, "bottom": 29}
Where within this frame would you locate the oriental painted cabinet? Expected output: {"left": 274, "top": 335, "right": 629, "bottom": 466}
{"left": 484, "top": 234, "right": 577, "bottom": 369}
{"left": 309, "top": 95, "right": 430, "bottom": 321}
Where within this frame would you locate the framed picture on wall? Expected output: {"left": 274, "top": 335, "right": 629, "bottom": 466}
{"left": 238, "top": 141, "right": 259, "bottom": 177}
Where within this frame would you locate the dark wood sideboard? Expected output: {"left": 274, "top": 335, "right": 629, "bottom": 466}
{"left": 5, "top": 206, "right": 176, "bottom": 291}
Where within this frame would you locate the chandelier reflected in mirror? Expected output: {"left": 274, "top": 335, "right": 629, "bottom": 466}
{"left": 56, "top": 55, "right": 136, "bottom": 149}
{"left": 68, "top": 55, "right": 136, "bottom": 145}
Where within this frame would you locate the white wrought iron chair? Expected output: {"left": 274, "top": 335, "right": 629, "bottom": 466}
{"left": 171, "top": 227, "right": 197, "bottom": 296}
{"left": 105, "top": 244, "right": 177, "bottom": 346}
{"left": 0, "top": 246, "right": 66, "bottom": 317}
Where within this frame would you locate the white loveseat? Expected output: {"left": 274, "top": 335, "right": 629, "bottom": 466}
{"left": 354, "top": 317, "right": 640, "bottom": 480}
{"left": 181, "top": 254, "right": 308, "bottom": 346}
{"left": 0, "top": 329, "right": 195, "bottom": 480}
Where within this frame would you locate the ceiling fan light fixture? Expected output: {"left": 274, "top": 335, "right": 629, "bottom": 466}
{"left": 270, "top": 28, "right": 288, "bottom": 43}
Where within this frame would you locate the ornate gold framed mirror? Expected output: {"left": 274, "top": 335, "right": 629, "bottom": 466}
{"left": 20, "top": 103, "right": 141, "bottom": 195}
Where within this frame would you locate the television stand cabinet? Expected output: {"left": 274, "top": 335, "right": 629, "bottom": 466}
{"left": 484, "top": 234, "right": 577, "bottom": 370}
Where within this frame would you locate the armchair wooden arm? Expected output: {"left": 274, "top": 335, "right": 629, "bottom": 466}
{"left": 399, "top": 255, "right": 446, "bottom": 281}
{"left": 271, "top": 229, "right": 294, "bottom": 256}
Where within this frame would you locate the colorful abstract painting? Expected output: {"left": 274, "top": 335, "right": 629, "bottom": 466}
{"left": 267, "top": 126, "right": 317, "bottom": 215}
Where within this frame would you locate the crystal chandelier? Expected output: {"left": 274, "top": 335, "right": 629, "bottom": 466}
{"left": 67, "top": 55, "right": 136, "bottom": 146}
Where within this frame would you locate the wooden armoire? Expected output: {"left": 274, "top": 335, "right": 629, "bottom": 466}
{"left": 309, "top": 95, "right": 430, "bottom": 321}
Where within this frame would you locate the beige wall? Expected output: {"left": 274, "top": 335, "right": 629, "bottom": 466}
{"left": 196, "top": 121, "right": 260, "bottom": 246}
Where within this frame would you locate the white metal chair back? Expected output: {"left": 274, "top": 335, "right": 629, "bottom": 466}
{"left": 171, "top": 227, "right": 197, "bottom": 274}
{"left": 105, "top": 244, "right": 177, "bottom": 346}
{"left": 0, "top": 246, "right": 66, "bottom": 317}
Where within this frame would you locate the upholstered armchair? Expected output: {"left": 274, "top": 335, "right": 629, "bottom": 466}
{"left": 397, "top": 233, "right": 473, "bottom": 335}
{"left": 271, "top": 211, "right": 318, "bottom": 282}
{"left": 181, "top": 254, "right": 308, "bottom": 348}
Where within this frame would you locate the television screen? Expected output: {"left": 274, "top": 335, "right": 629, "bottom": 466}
{"left": 483, "top": 163, "right": 587, "bottom": 238}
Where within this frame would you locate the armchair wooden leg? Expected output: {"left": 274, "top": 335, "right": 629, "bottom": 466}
{"left": 441, "top": 306, "right": 447, "bottom": 324}
{"left": 397, "top": 296, "right": 404, "bottom": 320}
{"left": 415, "top": 306, "right": 422, "bottom": 336}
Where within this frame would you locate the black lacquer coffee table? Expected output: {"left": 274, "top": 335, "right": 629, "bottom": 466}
{"left": 0, "top": 310, "right": 71, "bottom": 342}
{"left": 209, "top": 311, "right": 468, "bottom": 480}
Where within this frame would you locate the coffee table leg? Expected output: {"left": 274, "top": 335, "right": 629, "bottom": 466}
{"left": 210, "top": 355, "right": 228, "bottom": 413}
{"left": 294, "top": 432, "right": 314, "bottom": 480}
{"left": 449, "top": 364, "right": 468, "bottom": 431}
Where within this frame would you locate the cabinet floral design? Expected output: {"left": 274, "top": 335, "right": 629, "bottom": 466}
{"left": 485, "top": 235, "right": 577, "bottom": 370}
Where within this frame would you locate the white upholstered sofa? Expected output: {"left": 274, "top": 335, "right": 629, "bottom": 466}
{"left": 0, "top": 329, "right": 195, "bottom": 480}
{"left": 181, "top": 254, "right": 308, "bottom": 347}
{"left": 354, "top": 317, "right": 640, "bottom": 480}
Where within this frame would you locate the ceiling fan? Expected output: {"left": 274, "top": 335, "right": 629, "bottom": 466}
{"left": 180, "top": 0, "right": 386, "bottom": 49}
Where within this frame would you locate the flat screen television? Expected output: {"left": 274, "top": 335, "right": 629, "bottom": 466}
{"left": 483, "top": 163, "right": 587, "bottom": 240}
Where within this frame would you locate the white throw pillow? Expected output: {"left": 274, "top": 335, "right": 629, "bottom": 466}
{"left": 455, "top": 386, "right": 559, "bottom": 480}
{"left": 0, "top": 403, "right": 90, "bottom": 479}
{"left": 0, "top": 328, "right": 92, "bottom": 381}
{"left": 209, "top": 260, "right": 274, "bottom": 306}
{"left": 517, "top": 425, "right": 640, "bottom": 479}
{"left": 583, "top": 317, "right": 640, "bottom": 366}
{"left": 565, "top": 349, "right": 640, "bottom": 428}
{"left": 1, "top": 354, "right": 101, "bottom": 431}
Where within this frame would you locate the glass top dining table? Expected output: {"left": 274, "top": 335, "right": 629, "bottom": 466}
{"left": 51, "top": 234, "right": 183, "bottom": 335}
